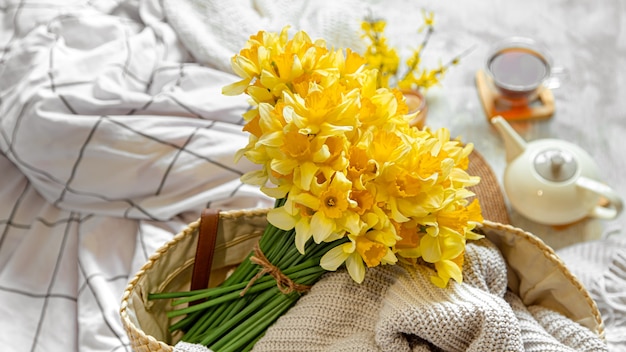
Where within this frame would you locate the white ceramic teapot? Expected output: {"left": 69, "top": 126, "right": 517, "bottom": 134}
{"left": 491, "top": 116, "right": 623, "bottom": 225}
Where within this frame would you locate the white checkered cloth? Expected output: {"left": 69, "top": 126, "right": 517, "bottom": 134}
{"left": 0, "top": 1, "right": 274, "bottom": 351}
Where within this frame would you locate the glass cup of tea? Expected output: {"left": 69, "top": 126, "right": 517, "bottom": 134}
{"left": 485, "top": 37, "right": 563, "bottom": 105}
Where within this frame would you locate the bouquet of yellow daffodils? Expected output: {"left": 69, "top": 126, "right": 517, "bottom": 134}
{"left": 149, "top": 27, "right": 483, "bottom": 352}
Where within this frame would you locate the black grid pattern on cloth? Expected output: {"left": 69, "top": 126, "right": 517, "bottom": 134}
{"left": 0, "top": 1, "right": 256, "bottom": 352}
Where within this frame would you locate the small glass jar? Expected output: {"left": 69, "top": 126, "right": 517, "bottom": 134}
{"left": 402, "top": 89, "right": 428, "bottom": 129}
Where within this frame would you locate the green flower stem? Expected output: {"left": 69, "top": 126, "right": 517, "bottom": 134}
{"left": 150, "top": 278, "right": 254, "bottom": 302}
{"left": 174, "top": 268, "right": 327, "bottom": 345}
{"left": 168, "top": 264, "right": 326, "bottom": 320}
{"left": 162, "top": 246, "right": 333, "bottom": 339}
{"left": 199, "top": 287, "right": 283, "bottom": 347}
{"left": 169, "top": 276, "right": 270, "bottom": 306}
{"left": 170, "top": 294, "right": 254, "bottom": 336}
{"left": 219, "top": 298, "right": 294, "bottom": 352}
{"left": 182, "top": 302, "right": 231, "bottom": 342}
{"left": 167, "top": 279, "right": 277, "bottom": 318}
{"left": 178, "top": 269, "right": 325, "bottom": 348}
{"left": 169, "top": 308, "right": 206, "bottom": 332}
{"left": 147, "top": 290, "right": 198, "bottom": 300}
{"left": 214, "top": 296, "right": 248, "bottom": 327}
{"left": 208, "top": 289, "right": 296, "bottom": 352}
{"left": 221, "top": 252, "right": 256, "bottom": 284}
{"left": 308, "top": 239, "right": 344, "bottom": 258}
{"left": 273, "top": 242, "right": 303, "bottom": 267}
{"left": 169, "top": 257, "right": 323, "bottom": 307}
{"left": 221, "top": 227, "right": 288, "bottom": 286}
{"left": 267, "top": 228, "right": 295, "bottom": 256}
{"left": 189, "top": 294, "right": 256, "bottom": 343}
{"left": 240, "top": 332, "right": 265, "bottom": 352}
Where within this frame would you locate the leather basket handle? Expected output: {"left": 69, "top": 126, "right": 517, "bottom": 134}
{"left": 190, "top": 208, "right": 221, "bottom": 295}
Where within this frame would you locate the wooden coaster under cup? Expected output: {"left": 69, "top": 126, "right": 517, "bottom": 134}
{"left": 476, "top": 69, "right": 554, "bottom": 121}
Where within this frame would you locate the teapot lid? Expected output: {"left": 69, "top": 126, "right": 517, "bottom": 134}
{"left": 534, "top": 148, "right": 577, "bottom": 182}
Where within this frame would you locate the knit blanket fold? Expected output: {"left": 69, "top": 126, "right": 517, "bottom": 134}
{"left": 247, "top": 238, "right": 607, "bottom": 352}
{"left": 174, "top": 237, "right": 606, "bottom": 352}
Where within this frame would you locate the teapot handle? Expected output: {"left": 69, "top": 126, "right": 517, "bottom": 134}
{"left": 576, "top": 177, "right": 624, "bottom": 220}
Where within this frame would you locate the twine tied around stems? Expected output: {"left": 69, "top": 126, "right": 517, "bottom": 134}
{"left": 240, "top": 244, "right": 312, "bottom": 296}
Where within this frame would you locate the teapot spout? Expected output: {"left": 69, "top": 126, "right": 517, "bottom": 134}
{"left": 491, "top": 116, "right": 527, "bottom": 162}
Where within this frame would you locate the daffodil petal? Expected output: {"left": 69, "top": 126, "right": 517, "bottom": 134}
{"left": 259, "top": 69, "right": 281, "bottom": 88}
{"left": 298, "top": 162, "right": 319, "bottom": 191}
{"left": 337, "top": 212, "right": 362, "bottom": 237}
{"left": 381, "top": 248, "right": 398, "bottom": 265}
{"left": 240, "top": 170, "right": 266, "bottom": 186}
{"left": 248, "top": 85, "right": 275, "bottom": 103}
{"left": 320, "top": 243, "right": 350, "bottom": 271}
{"left": 260, "top": 183, "right": 290, "bottom": 199}
{"left": 436, "top": 259, "right": 463, "bottom": 283}
{"left": 430, "top": 275, "right": 447, "bottom": 288}
{"left": 311, "top": 212, "right": 334, "bottom": 243}
{"left": 312, "top": 144, "right": 331, "bottom": 163}
{"left": 295, "top": 220, "right": 312, "bottom": 254}
{"left": 271, "top": 158, "right": 298, "bottom": 176}
{"left": 291, "top": 192, "right": 320, "bottom": 210}
{"left": 257, "top": 131, "right": 284, "bottom": 147}
{"left": 389, "top": 198, "right": 410, "bottom": 223}
{"left": 233, "top": 55, "right": 258, "bottom": 77}
{"left": 440, "top": 235, "right": 465, "bottom": 260}
{"left": 267, "top": 207, "right": 296, "bottom": 230}
{"left": 421, "top": 234, "right": 442, "bottom": 263}
{"left": 290, "top": 54, "right": 304, "bottom": 78}
{"left": 345, "top": 253, "right": 366, "bottom": 283}
{"left": 222, "top": 79, "right": 250, "bottom": 96}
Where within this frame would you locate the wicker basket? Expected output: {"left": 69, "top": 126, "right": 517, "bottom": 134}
{"left": 120, "top": 151, "right": 604, "bottom": 350}
{"left": 120, "top": 212, "right": 605, "bottom": 352}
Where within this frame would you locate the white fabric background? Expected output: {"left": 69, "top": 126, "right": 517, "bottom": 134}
{"left": 0, "top": 0, "right": 624, "bottom": 351}
{"left": 0, "top": 1, "right": 274, "bottom": 351}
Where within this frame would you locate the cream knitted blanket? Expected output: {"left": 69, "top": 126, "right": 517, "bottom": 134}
{"left": 174, "top": 238, "right": 606, "bottom": 352}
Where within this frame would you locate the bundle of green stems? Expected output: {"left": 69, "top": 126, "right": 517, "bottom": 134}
{"left": 149, "top": 199, "right": 345, "bottom": 352}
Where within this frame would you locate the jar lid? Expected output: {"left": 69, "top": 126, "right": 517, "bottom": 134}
{"left": 533, "top": 149, "right": 577, "bottom": 182}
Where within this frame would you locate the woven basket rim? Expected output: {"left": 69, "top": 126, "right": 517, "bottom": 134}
{"left": 120, "top": 221, "right": 200, "bottom": 352}
{"left": 480, "top": 220, "right": 605, "bottom": 338}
